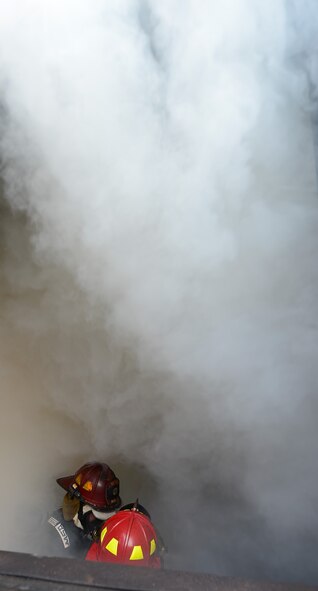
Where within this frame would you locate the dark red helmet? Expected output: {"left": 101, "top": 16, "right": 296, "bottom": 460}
{"left": 86, "top": 504, "right": 162, "bottom": 568}
{"left": 56, "top": 462, "right": 121, "bottom": 511}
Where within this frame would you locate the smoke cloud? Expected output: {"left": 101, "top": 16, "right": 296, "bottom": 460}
{"left": 0, "top": 0, "right": 318, "bottom": 583}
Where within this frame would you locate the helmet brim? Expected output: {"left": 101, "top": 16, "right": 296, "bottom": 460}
{"left": 86, "top": 542, "right": 99, "bottom": 561}
{"left": 56, "top": 475, "right": 75, "bottom": 491}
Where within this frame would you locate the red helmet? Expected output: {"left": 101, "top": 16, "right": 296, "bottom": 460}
{"left": 56, "top": 462, "right": 121, "bottom": 511}
{"left": 86, "top": 505, "right": 162, "bottom": 568}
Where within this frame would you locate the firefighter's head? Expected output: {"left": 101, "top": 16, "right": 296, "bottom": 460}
{"left": 57, "top": 462, "right": 121, "bottom": 514}
{"left": 86, "top": 504, "right": 162, "bottom": 568}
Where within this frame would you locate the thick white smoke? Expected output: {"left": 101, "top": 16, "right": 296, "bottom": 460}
{"left": 0, "top": 0, "right": 318, "bottom": 583}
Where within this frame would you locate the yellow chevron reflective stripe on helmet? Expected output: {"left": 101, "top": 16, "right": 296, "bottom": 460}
{"left": 100, "top": 527, "right": 107, "bottom": 544}
{"left": 106, "top": 537, "right": 119, "bottom": 556}
{"left": 129, "top": 545, "right": 144, "bottom": 560}
{"left": 150, "top": 539, "right": 156, "bottom": 555}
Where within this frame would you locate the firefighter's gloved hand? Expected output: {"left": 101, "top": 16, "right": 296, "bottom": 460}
{"left": 62, "top": 493, "right": 81, "bottom": 521}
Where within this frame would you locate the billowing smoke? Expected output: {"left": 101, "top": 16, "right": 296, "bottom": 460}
{"left": 0, "top": 0, "right": 318, "bottom": 583}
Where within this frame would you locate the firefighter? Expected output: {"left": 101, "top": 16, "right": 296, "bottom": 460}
{"left": 47, "top": 461, "right": 121, "bottom": 558}
{"left": 85, "top": 500, "right": 163, "bottom": 568}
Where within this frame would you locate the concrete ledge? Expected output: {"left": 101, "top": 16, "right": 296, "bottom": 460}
{"left": 0, "top": 551, "right": 317, "bottom": 591}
